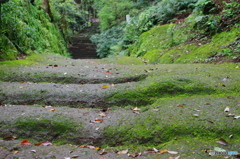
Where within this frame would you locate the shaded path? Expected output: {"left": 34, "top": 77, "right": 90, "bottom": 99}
{"left": 68, "top": 23, "right": 99, "bottom": 59}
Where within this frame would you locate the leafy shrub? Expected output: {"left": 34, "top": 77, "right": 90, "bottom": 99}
{"left": 90, "top": 23, "right": 125, "bottom": 58}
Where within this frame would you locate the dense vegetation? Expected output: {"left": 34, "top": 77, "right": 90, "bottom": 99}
{"left": 0, "top": 0, "right": 91, "bottom": 60}
{"left": 91, "top": 0, "right": 240, "bottom": 62}
{"left": 1, "top": 0, "right": 239, "bottom": 63}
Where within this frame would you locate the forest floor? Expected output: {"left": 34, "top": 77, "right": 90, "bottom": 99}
{"left": 0, "top": 54, "right": 240, "bottom": 159}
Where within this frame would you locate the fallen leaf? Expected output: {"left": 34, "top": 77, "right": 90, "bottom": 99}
{"left": 80, "top": 145, "right": 100, "bottom": 150}
{"left": 41, "top": 141, "right": 53, "bottom": 146}
{"left": 106, "top": 71, "right": 110, "bottom": 73}
{"left": 98, "top": 151, "right": 108, "bottom": 155}
{"left": 132, "top": 107, "right": 141, "bottom": 111}
{"left": 54, "top": 65, "right": 58, "bottom": 67}
{"left": 90, "top": 119, "right": 104, "bottom": 123}
{"left": 192, "top": 114, "right": 199, "bottom": 117}
{"left": 50, "top": 108, "right": 56, "bottom": 111}
{"left": 158, "top": 150, "right": 168, "bottom": 154}
{"left": 217, "top": 138, "right": 228, "bottom": 145}
{"left": 144, "top": 148, "right": 159, "bottom": 153}
{"left": 117, "top": 149, "right": 128, "bottom": 155}
{"left": 234, "top": 116, "right": 240, "bottom": 119}
{"left": 101, "top": 85, "right": 109, "bottom": 89}
{"left": 11, "top": 150, "right": 20, "bottom": 154}
{"left": 3, "top": 136, "right": 16, "bottom": 141}
{"left": 226, "top": 113, "right": 235, "bottom": 117}
{"left": 168, "top": 151, "right": 178, "bottom": 154}
{"left": 30, "top": 150, "right": 36, "bottom": 153}
{"left": 229, "top": 134, "right": 233, "bottom": 138}
{"left": 99, "top": 113, "right": 107, "bottom": 117}
{"left": 71, "top": 155, "right": 80, "bottom": 158}
{"left": 20, "top": 139, "right": 31, "bottom": 145}
{"left": 128, "top": 152, "right": 142, "bottom": 157}
{"left": 101, "top": 108, "right": 110, "bottom": 112}
{"left": 224, "top": 107, "right": 230, "bottom": 112}
{"left": 220, "top": 84, "right": 226, "bottom": 87}
{"left": 205, "top": 102, "right": 211, "bottom": 105}
{"left": 176, "top": 104, "right": 183, "bottom": 107}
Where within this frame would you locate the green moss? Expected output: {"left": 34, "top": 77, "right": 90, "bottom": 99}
{"left": 8, "top": 114, "right": 81, "bottom": 143}
{"left": 103, "top": 94, "right": 240, "bottom": 148}
{"left": 130, "top": 19, "right": 239, "bottom": 64}
{"left": 130, "top": 23, "right": 193, "bottom": 58}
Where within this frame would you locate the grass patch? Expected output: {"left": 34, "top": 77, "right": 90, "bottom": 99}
{"left": 102, "top": 94, "right": 240, "bottom": 148}
{"left": 3, "top": 114, "right": 81, "bottom": 144}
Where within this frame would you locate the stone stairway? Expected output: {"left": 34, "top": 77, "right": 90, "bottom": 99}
{"left": 68, "top": 23, "right": 99, "bottom": 59}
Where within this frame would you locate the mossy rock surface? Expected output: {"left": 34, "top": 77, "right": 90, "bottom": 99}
{"left": 0, "top": 54, "right": 239, "bottom": 158}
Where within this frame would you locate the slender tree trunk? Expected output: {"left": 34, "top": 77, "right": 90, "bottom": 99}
{"left": 42, "top": 0, "right": 54, "bottom": 22}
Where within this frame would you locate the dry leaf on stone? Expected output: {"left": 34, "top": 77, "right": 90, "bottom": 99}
{"left": 50, "top": 108, "right": 56, "bottom": 111}
{"left": 224, "top": 107, "right": 230, "bottom": 112}
{"left": 20, "top": 139, "right": 31, "bottom": 145}
{"left": 217, "top": 138, "right": 228, "bottom": 145}
{"left": 144, "top": 148, "right": 159, "bottom": 153}
{"left": 117, "top": 149, "right": 129, "bottom": 155}
{"left": 101, "top": 108, "right": 110, "bottom": 112}
{"left": 234, "top": 116, "right": 240, "bottom": 119}
{"left": 3, "top": 136, "right": 16, "bottom": 141}
{"left": 90, "top": 119, "right": 103, "bottom": 123}
{"left": 158, "top": 150, "right": 168, "bottom": 154}
{"left": 192, "top": 114, "right": 199, "bottom": 117}
{"left": 80, "top": 145, "right": 101, "bottom": 150}
{"left": 30, "top": 150, "right": 36, "bottom": 153}
{"left": 132, "top": 107, "right": 141, "bottom": 111}
{"left": 168, "top": 151, "right": 179, "bottom": 155}
{"left": 176, "top": 104, "right": 184, "bottom": 107}
{"left": 99, "top": 113, "right": 107, "bottom": 117}
{"left": 101, "top": 85, "right": 109, "bottom": 89}
{"left": 71, "top": 155, "right": 80, "bottom": 158}
{"left": 226, "top": 113, "right": 235, "bottom": 117}
{"left": 128, "top": 152, "right": 142, "bottom": 157}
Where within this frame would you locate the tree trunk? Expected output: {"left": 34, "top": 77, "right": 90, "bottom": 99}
{"left": 42, "top": 0, "right": 54, "bottom": 22}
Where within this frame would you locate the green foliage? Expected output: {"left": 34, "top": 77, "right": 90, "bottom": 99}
{"left": 97, "top": 0, "right": 135, "bottom": 31}
{"left": 0, "top": 0, "right": 71, "bottom": 60}
{"left": 91, "top": 23, "right": 125, "bottom": 58}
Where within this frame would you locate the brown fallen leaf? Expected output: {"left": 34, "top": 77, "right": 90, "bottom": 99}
{"left": 176, "top": 104, "right": 184, "bottom": 107}
{"left": 11, "top": 150, "right": 20, "bottom": 154}
{"left": 50, "top": 108, "right": 56, "bottom": 111}
{"left": 20, "top": 139, "right": 31, "bottom": 145}
{"left": 80, "top": 145, "right": 101, "bottom": 150}
{"left": 128, "top": 152, "right": 142, "bottom": 158}
{"left": 106, "top": 71, "right": 110, "bottom": 73}
{"left": 144, "top": 148, "right": 159, "bottom": 153}
{"left": 35, "top": 141, "right": 53, "bottom": 146}
{"left": 90, "top": 119, "right": 103, "bottom": 123}
{"left": 158, "top": 150, "right": 168, "bottom": 155}
{"left": 3, "top": 136, "right": 16, "bottom": 141}
{"left": 101, "top": 108, "right": 110, "bottom": 112}
{"left": 205, "top": 102, "right": 211, "bottom": 105}
{"left": 71, "top": 155, "right": 80, "bottom": 158}
{"left": 217, "top": 138, "right": 228, "bottom": 145}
